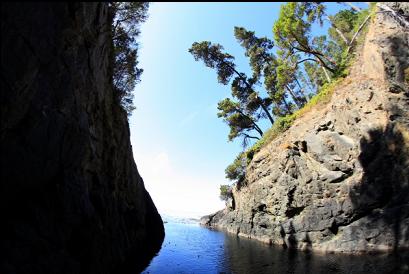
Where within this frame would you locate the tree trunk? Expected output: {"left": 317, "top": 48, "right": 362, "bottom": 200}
{"left": 314, "top": 2, "right": 349, "bottom": 45}
{"left": 313, "top": 57, "right": 332, "bottom": 82}
{"left": 334, "top": 27, "right": 349, "bottom": 45}
{"left": 286, "top": 85, "right": 301, "bottom": 109}
{"left": 235, "top": 107, "right": 264, "bottom": 137}
{"left": 323, "top": 14, "right": 349, "bottom": 45}
{"left": 228, "top": 65, "right": 275, "bottom": 125}
{"left": 321, "top": 64, "right": 332, "bottom": 83}
{"left": 304, "top": 71, "right": 317, "bottom": 93}
{"left": 346, "top": 13, "right": 372, "bottom": 54}
{"left": 259, "top": 101, "right": 275, "bottom": 125}
{"left": 243, "top": 133, "right": 260, "bottom": 140}
{"left": 253, "top": 123, "right": 264, "bottom": 137}
{"left": 317, "top": 52, "right": 338, "bottom": 69}
{"left": 303, "top": 50, "right": 336, "bottom": 73}
{"left": 289, "top": 29, "right": 337, "bottom": 71}
{"left": 207, "top": 51, "right": 275, "bottom": 126}
{"left": 305, "top": 76, "right": 315, "bottom": 94}
{"left": 283, "top": 97, "right": 293, "bottom": 114}
{"left": 295, "top": 78, "right": 308, "bottom": 103}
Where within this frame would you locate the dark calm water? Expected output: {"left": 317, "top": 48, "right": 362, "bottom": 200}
{"left": 142, "top": 222, "right": 408, "bottom": 274}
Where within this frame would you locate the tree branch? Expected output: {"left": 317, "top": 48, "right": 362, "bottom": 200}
{"left": 289, "top": 29, "right": 337, "bottom": 68}
{"left": 233, "top": 107, "right": 264, "bottom": 137}
{"left": 324, "top": 15, "right": 349, "bottom": 44}
{"left": 346, "top": 12, "right": 372, "bottom": 54}
{"left": 242, "top": 133, "right": 260, "bottom": 140}
{"left": 292, "top": 58, "right": 319, "bottom": 70}
{"left": 221, "top": 57, "right": 275, "bottom": 125}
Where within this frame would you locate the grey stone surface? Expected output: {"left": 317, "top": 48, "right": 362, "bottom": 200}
{"left": 202, "top": 3, "right": 409, "bottom": 253}
{"left": 0, "top": 3, "right": 164, "bottom": 274}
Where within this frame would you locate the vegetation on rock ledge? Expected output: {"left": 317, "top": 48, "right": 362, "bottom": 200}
{"left": 219, "top": 184, "right": 233, "bottom": 202}
{"left": 190, "top": 2, "right": 377, "bottom": 184}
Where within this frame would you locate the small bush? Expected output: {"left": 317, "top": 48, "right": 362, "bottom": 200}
{"left": 219, "top": 184, "right": 233, "bottom": 201}
{"left": 225, "top": 152, "right": 246, "bottom": 182}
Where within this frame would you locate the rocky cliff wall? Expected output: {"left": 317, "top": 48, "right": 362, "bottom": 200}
{"left": 202, "top": 3, "right": 409, "bottom": 253}
{"left": 0, "top": 3, "right": 164, "bottom": 273}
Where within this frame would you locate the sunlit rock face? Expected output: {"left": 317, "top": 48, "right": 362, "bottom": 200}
{"left": 0, "top": 3, "right": 164, "bottom": 273}
{"left": 202, "top": 3, "right": 409, "bottom": 253}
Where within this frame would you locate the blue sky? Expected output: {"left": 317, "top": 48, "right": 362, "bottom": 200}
{"left": 129, "top": 2, "right": 368, "bottom": 218}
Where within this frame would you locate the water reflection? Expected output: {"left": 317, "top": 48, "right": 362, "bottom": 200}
{"left": 222, "top": 232, "right": 409, "bottom": 274}
{"left": 142, "top": 222, "right": 409, "bottom": 274}
{"left": 143, "top": 222, "right": 227, "bottom": 273}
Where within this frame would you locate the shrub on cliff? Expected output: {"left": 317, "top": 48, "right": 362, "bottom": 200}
{"left": 110, "top": 2, "right": 149, "bottom": 115}
{"left": 219, "top": 185, "right": 233, "bottom": 201}
{"left": 225, "top": 152, "right": 247, "bottom": 183}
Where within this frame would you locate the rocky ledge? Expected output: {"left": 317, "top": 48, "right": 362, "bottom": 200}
{"left": 202, "top": 3, "right": 409, "bottom": 253}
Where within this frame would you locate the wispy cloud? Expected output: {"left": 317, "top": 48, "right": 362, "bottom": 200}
{"left": 178, "top": 110, "right": 199, "bottom": 128}
{"left": 178, "top": 101, "right": 220, "bottom": 129}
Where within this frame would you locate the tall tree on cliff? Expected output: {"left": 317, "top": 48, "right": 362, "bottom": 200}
{"left": 217, "top": 98, "right": 263, "bottom": 147}
{"left": 233, "top": 27, "right": 295, "bottom": 116}
{"left": 273, "top": 2, "right": 338, "bottom": 83}
{"left": 189, "top": 28, "right": 311, "bottom": 146}
{"left": 189, "top": 41, "right": 276, "bottom": 146}
{"left": 110, "top": 2, "right": 149, "bottom": 115}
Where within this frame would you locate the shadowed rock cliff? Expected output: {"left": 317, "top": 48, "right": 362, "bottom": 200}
{"left": 202, "top": 3, "right": 409, "bottom": 253}
{"left": 0, "top": 3, "right": 164, "bottom": 273}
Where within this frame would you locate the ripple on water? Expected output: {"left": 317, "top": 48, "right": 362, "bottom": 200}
{"left": 142, "top": 222, "right": 409, "bottom": 274}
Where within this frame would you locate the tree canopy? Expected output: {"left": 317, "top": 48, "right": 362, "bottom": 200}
{"left": 189, "top": 2, "right": 373, "bottom": 184}
{"left": 189, "top": 40, "right": 277, "bottom": 146}
{"left": 110, "top": 2, "right": 149, "bottom": 115}
{"left": 219, "top": 184, "right": 233, "bottom": 201}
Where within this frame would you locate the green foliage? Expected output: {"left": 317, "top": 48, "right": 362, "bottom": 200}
{"left": 245, "top": 77, "right": 344, "bottom": 161}
{"left": 232, "top": 27, "right": 279, "bottom": 119}
{"left": 188, "top": 42, "right": 267, "bottom": 146}
{"left": 189, "top": 3, "right": 376, "bottom": 184}
{"left": 272, "top": 2, "right": 335, "bottom": 110}
{"left": 217, "top": 98, "right": 262, "bottom": 147}
{"left": 273, "top": 2, "right": 336, "bottom": 74}
{"left": 110, "top": 2, "right": 149, "bottom": 115}
{"left": 219, "top": 184, "right": 233, "bottom": 201}
{"left": 329, "top": 3, "right": 377, "bottom": 78}
{"left": 350, "top": 3, "right": 377, "bottom": 47}
{"left": 328, "top": 9, "right": 359, "bottom": 47}
{"left": 273, "top": 3, "right": 311, "bottom": 50}
{"left": 189, "top": 39, "right": 276, "bottom": 146}
{"left": 304, "top": 61, "right": 325, "bottom": 90}
{"left": 298, "top": 78, "right": 344, "bottom": 113}
{"left": 189, "top": 41, "right": 236, "bottom": 85}
{"left": 246, "top": 114, "right": 296, "bottom": 162}
{"left": 225, "top": 152, "right": 247, "bottom": 183}
{"left": 233, "top": 27, "right": 275, "bottom": 83}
